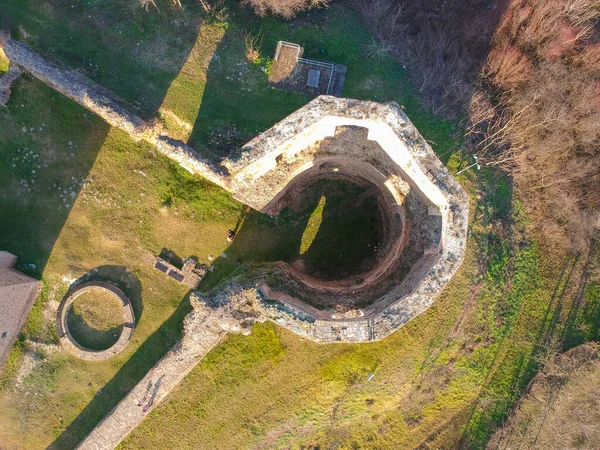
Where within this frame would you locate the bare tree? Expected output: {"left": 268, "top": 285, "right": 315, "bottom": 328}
{"left": 241, "top": 0, "right": 329, "bottom": 19}
{"left": 139, "top": 0, "right": 159, "bottom": 12}
{"left": 469, "top": 0, "right": 600, "bottom": 249}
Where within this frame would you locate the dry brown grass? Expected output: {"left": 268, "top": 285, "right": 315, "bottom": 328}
{"left": 241, "top": 0, "right": 329, "bottom": 19}
{"left": 487, "top": 344, "right": 600, "bottom": 450}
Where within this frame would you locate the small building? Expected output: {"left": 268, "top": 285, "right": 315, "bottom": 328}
{"left": 0, "top": 251, "right": 39, "bottom": 369}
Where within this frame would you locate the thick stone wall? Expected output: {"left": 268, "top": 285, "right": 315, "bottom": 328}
{"left": 213, "top": 96, "right": 469, "bottom": 342}
{"left": 226, "top": 101, "right": 449, "bottom": 213}
{"left": 0, "top": 37, "right": 228, "bottom": 189}
{"left": 77, "top": 289, "right": 263, "bottom": 450}
{"left": 0, "top": 64, "right": 22, "bottom": 106}
{"left": 2, "top": 39, "right": 149, "bottom": 140}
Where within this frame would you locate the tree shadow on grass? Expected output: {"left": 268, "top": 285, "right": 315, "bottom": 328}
{"left": 0, "top": 1, "right": 203, "bottom": 278}
{"left": 0, "top": 81, "right": 111, "bottom": 279}
{"left": 47, "top": 290, "right": 193, "bottom": 450}
{"left": 456, "top": 247, "right": 600, "bottom": 448}
{"left": 562, "top": 235, "right": 600, "bottom": 348}
{"left": 185, "top": 3, "right": 312, "bottom": 165}
{"left": 458, "top": 258, "right": 576, "bottom": 447}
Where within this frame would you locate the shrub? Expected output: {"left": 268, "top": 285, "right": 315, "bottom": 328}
{"left": 485, "top": 46, "right": 532, "bottom": 90}
{"left": 241, "top": 0, "right": 329, "bottom": 19}
{"left": 353, "top": 0, "right": 503, "bottom": 118}
{"left": 139, "top": 0, "right": 159, "bottom": 11}
{"left": 540, "top": 20, "right": 582, "bottom": 60}
{"left": 243, "top": 29, "right": 262, "bottom": 63}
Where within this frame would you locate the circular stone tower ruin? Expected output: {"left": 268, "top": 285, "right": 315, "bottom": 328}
{"left": 206, "top": 96, "right": 469, "bottom": 343}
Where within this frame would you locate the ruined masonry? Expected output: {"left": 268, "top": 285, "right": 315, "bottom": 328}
{"left": 56, "top": 282, "right": 135, "bottom": 361}
{"left": 80, "top": 291, "right": 262, "bottom": 450}
{"left": 0, "top": 34, "right": 469, "bottom": 450}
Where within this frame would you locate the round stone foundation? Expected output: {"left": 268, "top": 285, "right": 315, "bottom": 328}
{"left": 213, "top": 97, "right": 469, "bottom": 342}
{"left": 57, "top": 281, "right": 135, "bottom": 360}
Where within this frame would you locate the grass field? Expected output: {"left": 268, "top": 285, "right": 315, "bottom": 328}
{"left": 0, "top": 1, "right": 598, "bottom": 449}
{"left": 488, "top": 345, "right": 600, "bottom": 449}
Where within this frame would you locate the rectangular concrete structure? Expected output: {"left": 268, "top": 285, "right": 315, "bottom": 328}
{"left": 307, "top": 69, "right": 321, "bottom": 88}
{"left": 0, "top": 251, "right": 39, "bottom": 369}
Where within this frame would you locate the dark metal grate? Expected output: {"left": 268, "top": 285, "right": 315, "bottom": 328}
{"left": 154, "top": 260, "right": 169, "bottom": 273}
{"left": 168, "top": 270, "right": 184, "bottom": 282}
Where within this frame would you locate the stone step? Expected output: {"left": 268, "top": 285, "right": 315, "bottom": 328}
{"left": 328, "top": 64, "right": 347, "bottom": 98}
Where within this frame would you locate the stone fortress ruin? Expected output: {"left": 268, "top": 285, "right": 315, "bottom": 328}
{"left": 0, "top": 33, "right": 468, "bottom": 449}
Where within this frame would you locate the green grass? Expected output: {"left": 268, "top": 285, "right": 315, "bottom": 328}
{"left": 292, "top": 179, "right": 382, "bottom": 280}
{"left": 67, "top": 291, "right": 125, "bottom": 350}
{"left": 0, "top": 1, "right": 598, "bottom": 449}
{"left": 0, "top": 56, "right": 8, "bottom": 73}
{"left": 299, "top": 194, "right": 326, "bottom": 255}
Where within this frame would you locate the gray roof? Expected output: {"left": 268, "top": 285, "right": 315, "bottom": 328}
{"left": 0, "top": 252, "right": 39, "bottom": 370}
